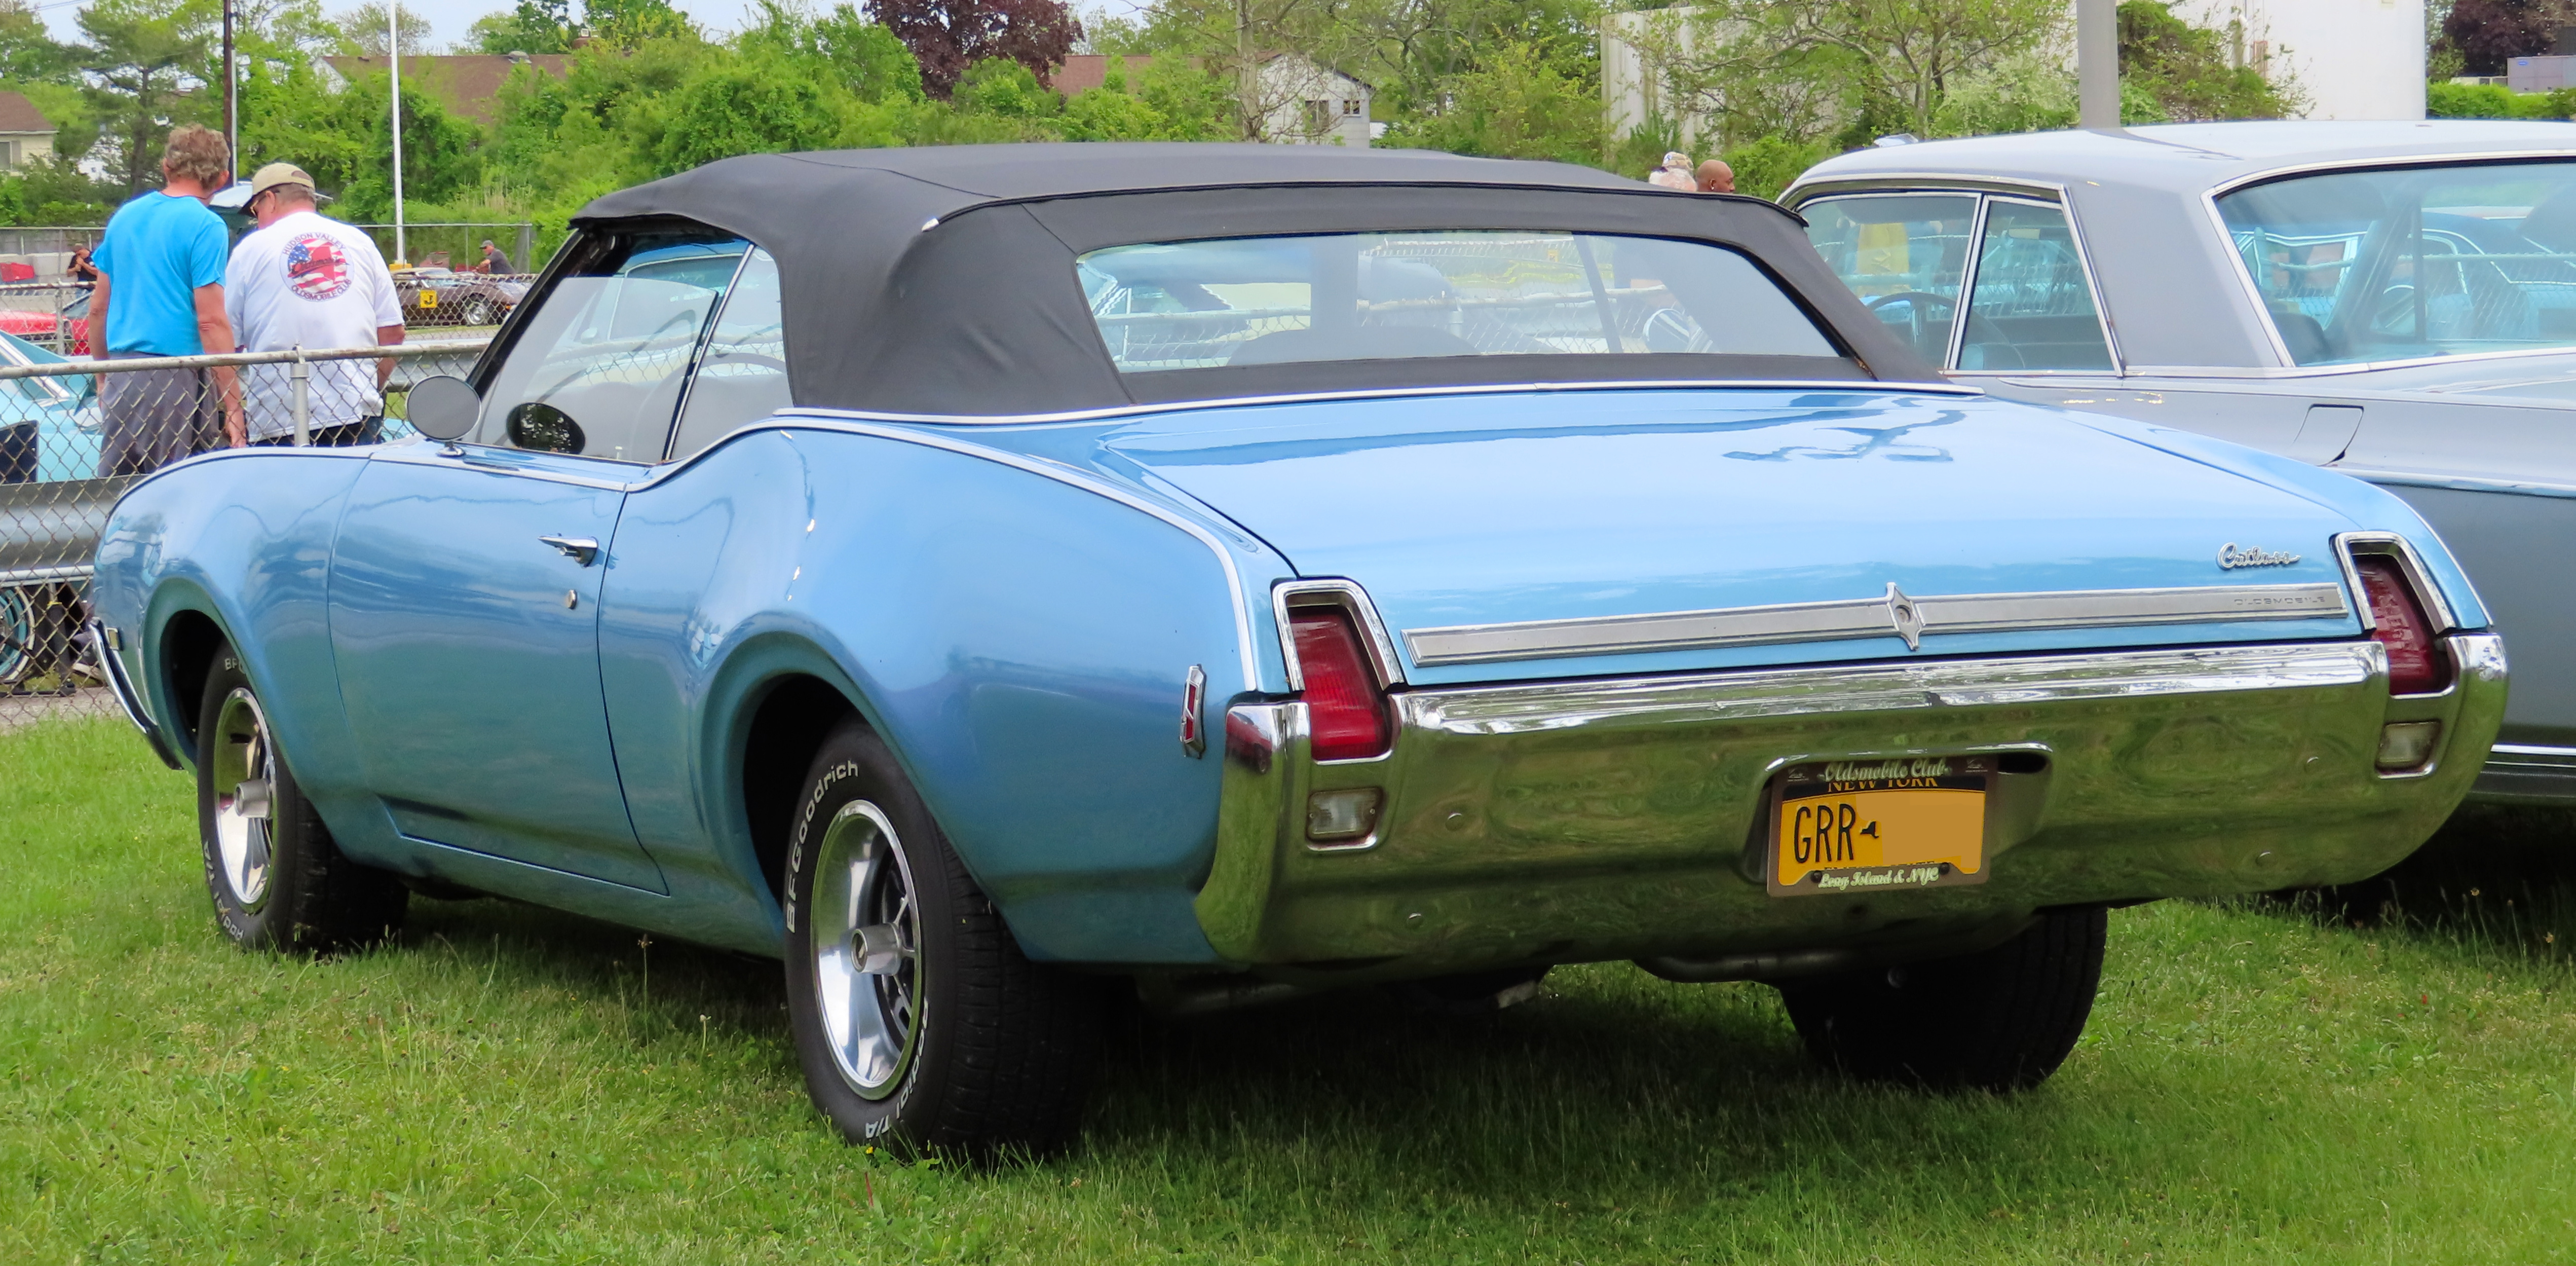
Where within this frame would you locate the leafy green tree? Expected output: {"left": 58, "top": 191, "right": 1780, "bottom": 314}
{"left": 78, "top": 0, "right": 220, "bottom": 197}
{"left": 471, "top": 1, "right": 576, "bottom": 54}
{"left": 1059, "top": 83, "right": 1175, "bottom": 138}
{"left": 1131, "top": 55, "right": 1230, "bottom": 136}
{"left": 2116, "top": 0, "right": 2299, "bottom": 121}
{"left": 736, "top": 1, "right": 923, "bottom": 102}
{"left": 0, "top": 0, "right": 73, "bottom": 81}
{"left": 951, "top": 56, "right": 1058, "bottom": 117}
{"left": 1387, "top": 35, "right": 1601, "bottom": 164}
{"left": 589, "top": 0, "right": 697, "bottom": 48}
{"left": 334, "top": 2, "right": 435, "bottom": 55}
{"left": 658, "top": 57, "right": 839, "bottom": 174}
{"left": 324, "top": 70, "right": 485, "bottom": 219}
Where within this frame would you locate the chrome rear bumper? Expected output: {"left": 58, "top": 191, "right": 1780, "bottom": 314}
{"left": 1198, "top": 637, "right": 2507, "bottom": 978}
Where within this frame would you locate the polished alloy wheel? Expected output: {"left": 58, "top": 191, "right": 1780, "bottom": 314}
{"left": 810, "top": 800, "right": 921, "bottom": 1099}
{"left": 209, "top": 687, "right": 276, "bottom": 910}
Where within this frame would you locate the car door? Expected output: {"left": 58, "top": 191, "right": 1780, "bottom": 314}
{"left": 328, "top": 222, "right": 751, "bottom": 888}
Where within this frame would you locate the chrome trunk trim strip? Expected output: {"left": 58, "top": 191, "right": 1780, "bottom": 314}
{"left": 1399, "top": 641, "right": 2382, "bottom": 736}
{"left": 1401, "top": 582, "right": 2350, "bottom": 667}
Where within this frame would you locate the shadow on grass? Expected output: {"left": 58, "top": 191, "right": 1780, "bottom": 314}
{"left": 381, "top": 892, "right": 1955, "bottom": 1181}
{"left": 2269, "top": 802, "right": 2576, "bottom": 965}
{"left": 400, "top": 893, "right": 791, "bottom": 1048}
{"left": 376, "top": 888, "right": 2173, "bottom": 1217}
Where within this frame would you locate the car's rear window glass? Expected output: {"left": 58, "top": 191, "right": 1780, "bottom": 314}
{"left": 2217, "top": 161, "right": 2576, "bottom": 366}
{"left": 1075, "top": 231, "right": 1835, "bottom": 372}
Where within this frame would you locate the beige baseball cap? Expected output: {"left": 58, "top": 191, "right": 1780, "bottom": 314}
{"left": 247, "top": 161, "right": 330, "bottom": 202}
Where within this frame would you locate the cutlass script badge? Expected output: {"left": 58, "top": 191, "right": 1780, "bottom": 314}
{"left": 2218, "top": 542, "right": 2301, "bottom": 570}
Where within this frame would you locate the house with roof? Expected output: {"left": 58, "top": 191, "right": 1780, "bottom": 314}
{"left": 317, "top": 52, "right": 574, "bottom": 126}
{"left": 1255, "top": 54, "right": 1372, "bottom": 146}
{"left": 0, "top": 92, "right": 56, "bottom": 170}
{"left": 1053, "top": 52, "right": 1371, "bottom": 145}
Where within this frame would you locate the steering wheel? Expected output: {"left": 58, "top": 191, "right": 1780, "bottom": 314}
{"left": 1864, "top": 290, "right": 1958, "bottom": 352}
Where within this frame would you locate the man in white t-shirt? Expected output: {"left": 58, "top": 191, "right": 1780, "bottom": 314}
{"left": 224, "top": 162, "right": 405, "bottom": 446}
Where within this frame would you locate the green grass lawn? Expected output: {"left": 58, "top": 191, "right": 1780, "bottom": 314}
{"left": 8, "top": 718, "right": 2576, "bottom": 1263}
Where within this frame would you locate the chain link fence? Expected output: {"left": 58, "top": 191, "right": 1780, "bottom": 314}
{"left": 3, "top": 338, "right": 488, "bottom": 726}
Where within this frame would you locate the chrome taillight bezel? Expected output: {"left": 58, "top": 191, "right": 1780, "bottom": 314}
{"left": 1271, "top": 579, "right": 1406, "bottom": 693}
{"left": 2332, "top": 532, "right": 2459, "bottom": 643}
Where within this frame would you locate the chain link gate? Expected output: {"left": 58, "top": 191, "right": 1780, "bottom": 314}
{"left": 2, "top": 338, "right": 490, "bottom": 726}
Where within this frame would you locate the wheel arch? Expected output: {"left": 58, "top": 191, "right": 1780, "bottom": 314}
{"left": 147, "top": 584, "right": 236, "bottom": 765}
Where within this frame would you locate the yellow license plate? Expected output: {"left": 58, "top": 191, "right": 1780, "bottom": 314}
{"left": 1768, "top": 757, "right": 1992, "bottom": 895}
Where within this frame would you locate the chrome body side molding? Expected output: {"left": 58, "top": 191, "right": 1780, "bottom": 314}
{"left": 2475, "top": 742, "right": 2576, "bottom": 804}
{"left": 87, "top": 617, "right": 181, "bottom": 770}
{"left": 1402, "top": 582, "right": 2350, "bottom": 668}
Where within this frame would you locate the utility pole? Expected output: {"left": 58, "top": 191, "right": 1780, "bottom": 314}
{"left": 390, "top": 0, "right": 406, "bottom": 264}
{"left": 1234, "top": 0, "right": 1257, "bottom": 141}
{"left": 2077, "top": 0, "right": 2118, "bottom": 130}
{"left": 221, "top": 0, "right": 237, "bottom": 181}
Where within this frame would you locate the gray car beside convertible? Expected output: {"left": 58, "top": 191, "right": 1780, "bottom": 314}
{"left": 1785, "top": 121, "right": 2576, "bottom": 803}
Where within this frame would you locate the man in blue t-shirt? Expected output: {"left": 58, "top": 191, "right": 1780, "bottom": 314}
{"left": 88, "top": 124, "right": 243, "bottom": 475}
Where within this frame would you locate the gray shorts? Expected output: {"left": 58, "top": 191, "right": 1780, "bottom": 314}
{"left": 96, "top": 356, "right": 217, "bottom": 478}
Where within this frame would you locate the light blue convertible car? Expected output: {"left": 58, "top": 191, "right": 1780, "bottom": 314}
{"left": 89, "top": 145, "right": 2506, "bottom": 1156}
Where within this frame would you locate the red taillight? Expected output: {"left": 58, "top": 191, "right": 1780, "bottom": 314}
{"left": 1291, "top": 608, "right": 1389, "bottom": 761}
{"left": 2356, "top": 555, "right": 2452, "bottom": 695}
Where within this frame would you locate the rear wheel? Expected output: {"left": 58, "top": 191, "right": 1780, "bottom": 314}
{"left": 195, "top": 645, "right": 407, "bottom": 952}
{"left": 1776, "top": 906, "right": 2106, "bottom": 1091}
{"left": 783, "top": 719, "right": 1101, "bottom": 1158}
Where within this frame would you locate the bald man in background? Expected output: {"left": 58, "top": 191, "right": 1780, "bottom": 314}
{"left": 1697, "top": 160, "right": 1736, "bottom": 194}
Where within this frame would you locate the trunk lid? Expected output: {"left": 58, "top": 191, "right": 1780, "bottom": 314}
{"left": 1090, "top": 387, "right": 2369, "bottom": 685}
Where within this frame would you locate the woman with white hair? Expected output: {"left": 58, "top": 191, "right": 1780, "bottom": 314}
{"left": 1646, "top": 151, "right": 1697, "bottom": 191}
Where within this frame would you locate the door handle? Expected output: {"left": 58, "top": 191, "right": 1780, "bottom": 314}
{"left": 540, "top": 535, "right": 600, "bottom": 566}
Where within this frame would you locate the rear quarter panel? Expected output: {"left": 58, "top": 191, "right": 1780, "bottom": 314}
{"left": 598, "top": 424, "right": 1283, "bottom": 963}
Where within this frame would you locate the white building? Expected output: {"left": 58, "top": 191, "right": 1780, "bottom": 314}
{"left": 1256, "top": 54, "right": 1373, "bottom": 146}
{"left": 2173, "top": 0, "right": 2425, "bottom": 119}
{"left": 1600, "top": 0, "right": 2427, "bottom": 144}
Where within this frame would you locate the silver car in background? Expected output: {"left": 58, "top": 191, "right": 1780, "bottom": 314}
{"left": 1784, "top": 121, "right": 2576, "bottom": 805}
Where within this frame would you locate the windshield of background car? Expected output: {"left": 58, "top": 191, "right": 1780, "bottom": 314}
{"left": 1074, "top": 231, "right": 1836, "bottom": 372}
{"left": 2217, "top": 161, "right": 2576, "bottom": 366}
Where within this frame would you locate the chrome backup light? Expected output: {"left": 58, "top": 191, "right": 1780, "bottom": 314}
{"left": 2376, "top": 721, "right": 2443, "bottom": 771}
{"left": 1305, "top": 788, "right": 1383, "bottom": 845}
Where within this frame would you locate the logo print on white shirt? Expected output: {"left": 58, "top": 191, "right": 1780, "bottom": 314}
{"left": 285, "top": 232, "right": 351, "bottom": 301}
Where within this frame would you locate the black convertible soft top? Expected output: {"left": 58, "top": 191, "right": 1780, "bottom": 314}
{"left": 570, "top": 143, "right": 1937, "bottom": 416}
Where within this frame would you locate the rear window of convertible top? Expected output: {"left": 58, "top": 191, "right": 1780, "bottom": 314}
{"left": 1075, "top": 231, "right": 1838, "bottom": 373}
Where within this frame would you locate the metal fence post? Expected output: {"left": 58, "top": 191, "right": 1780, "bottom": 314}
{"left": 290, "top": 346, "right": 310, "bottom": 447}
{"left": 518, "top": 221, "right": 535, "bottom": 273}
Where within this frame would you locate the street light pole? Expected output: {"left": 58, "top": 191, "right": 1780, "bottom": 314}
{"left": 389, "top": 0, "right": 406, "bottom": 264}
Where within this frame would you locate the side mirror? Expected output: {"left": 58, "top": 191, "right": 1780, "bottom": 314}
{"left": 506, "top": 402, "right": 585, "bottom": 455}
{"left": 407, "top": 375, "right": 481, "bottom": 442}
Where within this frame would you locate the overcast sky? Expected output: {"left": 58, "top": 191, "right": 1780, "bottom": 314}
{"left": 40, "top": 0, "right": 1148, "bottom": 51}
